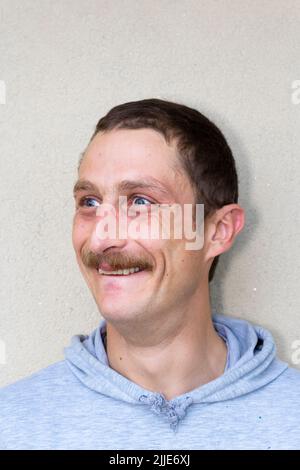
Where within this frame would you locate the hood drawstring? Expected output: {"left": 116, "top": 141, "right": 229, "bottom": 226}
{"left": 139, "top": 393, "right": 193, "bottom": 431}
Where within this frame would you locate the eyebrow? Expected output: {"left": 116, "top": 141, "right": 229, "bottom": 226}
{"left": 73, "top": 177, "right": 171, "bottom": 197}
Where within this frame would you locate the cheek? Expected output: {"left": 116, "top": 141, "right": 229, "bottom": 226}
{"left": 183, "top": 250, "right": 206, "bottom": 286}
{"left": 170, "top": 241, "right": 205, "bottom": 278}
{"left": 72, "top": 215, "right": 90, "bottom": 252}
{"left": 149, "top": 238, "right": 184, "bottom": 276}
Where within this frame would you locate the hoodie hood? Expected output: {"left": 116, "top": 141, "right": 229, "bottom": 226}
{"left": 64, "top": 313, "right": 288, "bottom": 431}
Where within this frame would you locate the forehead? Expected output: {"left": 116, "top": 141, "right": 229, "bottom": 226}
{"left": 82, "top": 128, "right": 178, "bottom": 172}
{"left": 79, "top": 129, "right": 194, "bottom": 201}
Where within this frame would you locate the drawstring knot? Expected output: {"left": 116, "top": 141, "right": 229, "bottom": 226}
{"left": 139, "top": 393, "right": 166, "bottom": 415}
{"left": 139, "top": 394, "right": 193, "bottom": 430}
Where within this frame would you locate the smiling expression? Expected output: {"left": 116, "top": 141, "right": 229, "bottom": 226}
{"left": 72, "top": 128, "right": 208, "bottom": 324}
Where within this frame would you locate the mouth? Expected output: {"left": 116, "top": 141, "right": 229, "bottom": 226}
{"left": 97, "top": 266, "right": 147, "bottom": 276}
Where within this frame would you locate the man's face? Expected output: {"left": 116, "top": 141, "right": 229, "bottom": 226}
{"left": 72, "top": 128, "right": 208, "bottom": 325}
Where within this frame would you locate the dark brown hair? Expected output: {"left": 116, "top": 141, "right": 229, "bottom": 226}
{"left": 88, "top": 98, "right": 239, "bottom": 282}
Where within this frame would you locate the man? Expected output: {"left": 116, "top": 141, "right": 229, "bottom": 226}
{"left": 0, "top": 99, "right": 299, "bottom": 450}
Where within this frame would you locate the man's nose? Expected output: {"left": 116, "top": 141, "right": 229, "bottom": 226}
{"left": 88, "top": 203, "right": 127, "bottom": 253}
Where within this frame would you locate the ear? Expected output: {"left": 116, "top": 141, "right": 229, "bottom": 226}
{"left": 204, "top": 204, "right": 245, "bottom": 262}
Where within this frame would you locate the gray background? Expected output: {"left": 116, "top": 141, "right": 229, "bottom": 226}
{"left": 0, "top": 0, "right": 299, "bottom": 387}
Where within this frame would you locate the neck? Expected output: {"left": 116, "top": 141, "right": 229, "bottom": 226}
{"left": 105, "top": 283, "right": 227, "bottom": 401}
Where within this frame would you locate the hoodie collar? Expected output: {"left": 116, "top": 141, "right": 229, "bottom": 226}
{"left": 64, "top": 313, "right": 288, "bottom": 431}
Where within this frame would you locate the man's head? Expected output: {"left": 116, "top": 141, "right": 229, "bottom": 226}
{"left": 72, "top": 99, "right": 244, "bottom": 326}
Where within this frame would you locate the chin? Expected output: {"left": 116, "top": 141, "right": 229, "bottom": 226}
{"left": 96, "top": 299, "right": 139, "bottom": 324}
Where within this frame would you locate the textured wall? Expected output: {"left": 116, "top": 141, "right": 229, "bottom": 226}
{"left": 0, "top": 0, "right": 299, "bottom": 387}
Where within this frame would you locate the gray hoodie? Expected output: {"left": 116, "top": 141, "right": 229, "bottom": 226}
{"left": 0, "top": 313, "right": 299, "bottom": 449}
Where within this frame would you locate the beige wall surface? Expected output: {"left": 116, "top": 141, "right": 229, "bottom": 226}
{"left": 0, "top": 0, "right": 299, "bottom": 387}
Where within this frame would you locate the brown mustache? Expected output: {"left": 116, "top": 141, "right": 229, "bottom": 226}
{"left": 81, "top": 249, "right": 153, "bottom": 271}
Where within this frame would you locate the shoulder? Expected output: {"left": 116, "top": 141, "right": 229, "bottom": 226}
{"left": 275, "top": 364, "right": 300, "bottom": 388}
{"left": 259, "top": 363, "right": 300, "bottom": 412}
{"left": 0, "top": 360, "right": 82, "bottom": 450}
{"left": 0, "top": 360, "right": 77, "bottom": 410}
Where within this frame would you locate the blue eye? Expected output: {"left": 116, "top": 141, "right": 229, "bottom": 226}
{"left": 77, "top": 195, "right": 153, "bottom": 209}
{"left": 80, "top": 197, "right": 100, "bottom": 208}
{"left": 132, "top": 196, "right": 152, "bottom": 205}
